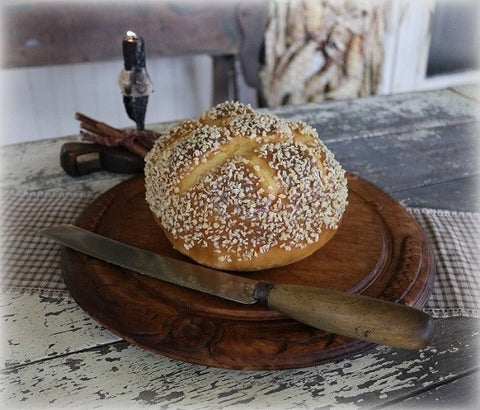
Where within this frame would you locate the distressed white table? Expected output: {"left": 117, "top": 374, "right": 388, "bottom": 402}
{"left": 1, "top": 86, "right": 479, "bottom": 408}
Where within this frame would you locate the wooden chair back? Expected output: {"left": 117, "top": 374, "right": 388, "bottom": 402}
{"left": 2, "top": 1, "right": 267, "bottom": 103}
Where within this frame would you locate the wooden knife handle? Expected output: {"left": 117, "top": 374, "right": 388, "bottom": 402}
{"left": 264, "top": 284, "right": 434, "bottom": 350}
{"left": 60, "top": 142, "right": 144, "bottom": 176}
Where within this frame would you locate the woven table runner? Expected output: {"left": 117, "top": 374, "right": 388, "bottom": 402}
{"left": 1, "top": 189, "right": 479, "bottom": 318}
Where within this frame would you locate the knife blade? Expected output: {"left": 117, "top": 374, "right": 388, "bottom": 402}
{"left": 40, "top": 224, "right": 434, "bottom": 350}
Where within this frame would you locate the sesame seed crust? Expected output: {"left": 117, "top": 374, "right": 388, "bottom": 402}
{"left": 145, "top": 101, "right": 348, "bottom": 270}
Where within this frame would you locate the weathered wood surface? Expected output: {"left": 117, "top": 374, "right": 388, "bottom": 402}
{"left": 2, "top": 87, "right": 478, "bottom": 208}
{"left": 2, "top": 297, "right": 478, "bottom": 408}
{"left": 271, "top": 88, "right": 480, "bottom": 212}
{"left": 1, "top": 86, "right": 479, "bottom": 406}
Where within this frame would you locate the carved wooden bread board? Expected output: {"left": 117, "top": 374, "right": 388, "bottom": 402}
{"left": 61, "top": 174, "right": 435, "bottom": 370}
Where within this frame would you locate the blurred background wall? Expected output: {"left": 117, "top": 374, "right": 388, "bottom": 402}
{"left": 1, "top": 0, "right": 478, "bottom": 145}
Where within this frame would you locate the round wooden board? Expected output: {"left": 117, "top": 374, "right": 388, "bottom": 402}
{"left": 62, "top": 174, "right": 435, "bottom": 370}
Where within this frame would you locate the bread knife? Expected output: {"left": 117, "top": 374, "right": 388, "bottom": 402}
{"left": 40, "top": 224, "right": 434, "bottom": 350}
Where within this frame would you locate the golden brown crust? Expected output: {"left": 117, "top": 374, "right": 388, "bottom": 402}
{"left": 155, "top": 214, "right": 339, "bottom": 271}
{"left": 145, "top": 101, "right": 348, "bottom": 271}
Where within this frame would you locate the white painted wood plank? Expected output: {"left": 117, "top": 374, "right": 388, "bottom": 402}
{"left": 147, "top": 55, "right": 213, "bottom": 123}
{"left": 27, "top": 65, "right": 63, "bottom": 139}
{"left": 50, "top": 64, "right": 79, "bottom": 135}
{"left": 2, "top": 319, "right": 478, "bottom": 409}
{"left": 0, "top": 69, "right": 37, "bottom": 145}
{"left": 149, "top": 57, "right": 178, "bottom": 122}
{"left": 417, "top": 69, "right": 480, "bottom": 91}
{"left": 91, "top": 59, "right": 127, "bottom": 128}
{"left": 379, "top": 0, "right": 403, "bottom": 94}
{"left": 71, "top": 61, "right": 102, "bottom": 122}
{"left": 385, "top": 372, "right": 480, "bottom": 409}
{"left": 1, "top": 292, "right": 120, "bottom": 369}
{"left": 380, "top": 0, "right": 436, "bottom": 94}
{"left": 0, "top": 136, "right": 131, "bottom": 194}
{"left": 185, "top": 54, "right": 214, "bottom": 112}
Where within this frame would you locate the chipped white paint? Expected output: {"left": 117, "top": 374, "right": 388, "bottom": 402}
{"left": 1, "top": 322, "right": 478, "bottom": 408}
{"left": 1, "top": 292, "right": 120, "bottom": 369}
{"left": 1, "top": 283, "right": 479, "bottom": 407}
{"left": 0, "top": 136, "right": 126, "bottom": 194}
{"left": 0, "top": 122, "right": 171, "bottom": 194}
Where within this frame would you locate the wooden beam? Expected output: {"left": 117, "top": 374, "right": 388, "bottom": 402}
{"left": 1, "top": 1, "right": 266, "bottom": 70}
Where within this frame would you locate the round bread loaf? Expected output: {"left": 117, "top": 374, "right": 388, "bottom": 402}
{"left": 145, "top": 101, "right": 348, "bottom": 271}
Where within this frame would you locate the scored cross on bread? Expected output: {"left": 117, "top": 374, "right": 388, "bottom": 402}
{"left": 145, "top": 101, "right": 348, "bottom": 271}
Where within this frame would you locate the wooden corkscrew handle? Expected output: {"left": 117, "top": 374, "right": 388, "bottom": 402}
{"left": 61, "top": 113, "right": 160, "bottom": 177}
{"left": 60, "top": 142, "right": 145, "bottom": 176}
